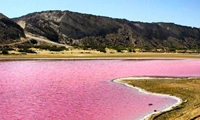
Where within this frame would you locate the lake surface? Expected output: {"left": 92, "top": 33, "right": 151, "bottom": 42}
{"left": 0, "top": 59, "right": 200, "bottom": 120}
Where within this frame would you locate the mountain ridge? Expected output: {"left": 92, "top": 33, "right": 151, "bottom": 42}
{"left": 0, "top": 13, "right": 25, "bottom": 44}
{"left": 11, "top": 10, "right": 200, "bottom": 50}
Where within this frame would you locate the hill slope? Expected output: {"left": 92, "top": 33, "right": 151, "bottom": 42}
{"left": 14, "top": 10, "right": 200, "bottom": 49}
{"left": 0, "top": 13, "right": 25, "bottom": 44}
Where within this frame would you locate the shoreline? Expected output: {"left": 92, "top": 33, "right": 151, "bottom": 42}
{"left": 1, "top": 52, "right": 200, "bottom": 60}
{"left": 113, "top": 77, "right": 183, "bottom": 120}
{"left": 0, "top": 56, "right": 200, "bottom": 61}
{"left": 0, "top": 56, "right": 190, "bottom": 61}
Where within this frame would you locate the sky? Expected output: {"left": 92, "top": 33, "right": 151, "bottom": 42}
{"left": 0, "top": 0, "right": 199, "bottom": 28}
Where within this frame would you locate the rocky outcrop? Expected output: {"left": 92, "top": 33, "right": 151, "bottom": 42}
{"left": 14, "top": 10, "right": 200, "bottom": 49}
{"left": 0, "top": 13, "right": 25, "bottom": 44}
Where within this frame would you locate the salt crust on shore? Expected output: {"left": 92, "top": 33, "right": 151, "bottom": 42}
{"left": 113, "top": 77, "right": 183, "bottom": 120}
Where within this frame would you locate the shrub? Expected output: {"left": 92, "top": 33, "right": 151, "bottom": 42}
{"left": 34, "top": 45, "right": 67, "bottom": 51}
{"left": 117, "top": 49, "right": 122, "bottom": 52}
{"left": 2, "top": 49, "right": 9, "bottom": 55}
{"left": 18, "top": 49, "right": 36, "bottom": 53}
{"left": 96, "top": 46, "right": 106, "bottom": 53}
{"left": 108, "top": 46, "right": 129, "bottom": 52}
{"left": 169, "top": 47, "right": 176, "bottom": 52}
{"left": 49, "top": 46, "right": 67, "bottom": 51}
{"left": 30, "top": 39, "right": 38, "bottom": 44}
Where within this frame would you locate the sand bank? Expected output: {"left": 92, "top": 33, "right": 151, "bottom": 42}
{"left": 113, "top": 77, "right": 183, "bottom": 120}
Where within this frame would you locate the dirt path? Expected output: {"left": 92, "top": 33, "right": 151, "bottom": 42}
{"left": 0, "top": 34, "right": 71, "bottom": 48}
{"left": 25, "top": 34, "right": 71, "bottom": 48}
{"left": 0, "top": 39, "right": 29, "bottom": 46}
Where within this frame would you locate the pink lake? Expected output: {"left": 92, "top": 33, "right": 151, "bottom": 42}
{"left": 0, "top": 59, "right": 200, "bottom": 120}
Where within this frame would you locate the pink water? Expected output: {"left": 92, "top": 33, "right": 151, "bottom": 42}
{"left": 0, "top": 60, "right": 200, "bottom": 120}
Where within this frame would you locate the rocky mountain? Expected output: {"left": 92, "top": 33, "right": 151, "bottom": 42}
{"left": 14, "top": 10, "right": 200, "bottom": 49}
{"left": 0, "top": 13, "right": 25, "bottom": 44}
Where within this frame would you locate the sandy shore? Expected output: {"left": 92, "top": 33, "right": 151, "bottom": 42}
{"left": 121, "top": 77, "right": 200, "bottom": 120}
{"left": 1, "top": 52, "right": 200, "bottom": 60}
{"left": 113, "top": 77, "right": 183, "bottom": 120}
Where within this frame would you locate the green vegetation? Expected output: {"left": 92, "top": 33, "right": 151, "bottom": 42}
{"left": 71, "top": 44, "right": 200, "bottom": 54}
{"left": 72, "top": 44, "right": 136, "bottom": 53}
{"left": 0, "top": 46, "right": 14, "bottom": 55}
{"left": 108, "top": 46, "right": 135, "bottom": 52}
{"left": 30, "top": 39, "right": 38, "bottom": 44}
{"left": 18, "top": 48, "right": 36, "bottom": 53}
{"left": 17, "top": 44, "right": 32, "bottom": 49}
{"left": 169, "top": 47, "right": 176, "bottom": 52}
{"left": 34, "top": 45, "right": 68, "bottom": 51}
{"left": 95, "top": 46, "right": 106, "bottom": 53}
{"left": 72, "top": 45, "right": 107, "bottom": 53}
{"left": 108, "top": 46, "right": 126, "bottom": 52}
{"left": 2, "top": 49, "right": 9, "bottom": 55}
